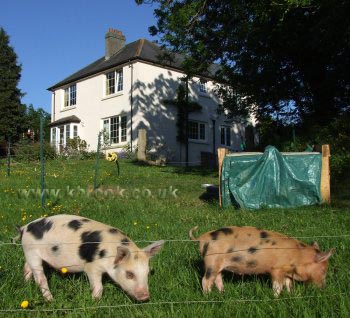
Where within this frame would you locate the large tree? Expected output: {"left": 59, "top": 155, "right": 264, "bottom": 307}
{"left": 137, "top": 0, "right": 350, "bottom": 126}
{"left": 0, "top": 27, "right": 25, "bottom": 141}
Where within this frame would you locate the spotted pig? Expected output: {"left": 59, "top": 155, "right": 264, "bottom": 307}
{"left": 19, "top": 214, "right": 164, "bottom": 301}
{"left": 189, "top": 226, "right": 334, "bottom": 296}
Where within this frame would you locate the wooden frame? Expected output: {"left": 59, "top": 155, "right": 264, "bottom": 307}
{"left": 218, "top": 144, "right": 331, "bottom": 208}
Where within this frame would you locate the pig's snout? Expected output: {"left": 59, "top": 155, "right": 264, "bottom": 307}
{"left": 134, "top": 288, "right": 149, "bottom": 301}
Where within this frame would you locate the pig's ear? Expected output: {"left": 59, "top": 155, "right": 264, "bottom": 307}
{"left": 143, "top": 240, "right": 165, "bottom": 257}
{"left": 315, "top": 248, "right": 335, "bottom": 263}
{"left": 312, "top": 241, "right": 320, "bottom": 251}
{"left": 114, "top": 246, "right": 130, "bottom": 265}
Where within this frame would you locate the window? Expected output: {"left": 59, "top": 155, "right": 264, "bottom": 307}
{"left": 199, "top": 80, "right": 207, "bottom": 93}
{"left": 189, "top": 121, "right": 206, "bottom": 141}
{"left": 221, "top": 126, "right": 231, "bottom": 146}
{"left": 73, "top": 125, "right": 78, "bottom": 138}
{"left": 102, "top": 115, "right": 127, "bottom": 144}
{"left": 105, "top": 69, "right": 123, "bottom": 95}
{"left": 64, "top": 84, "right": 76, "bottom": 107}
{"left": 65, "top": 124, "right": 70, "bottom": 142}
{"left": 51, "top": 128, "right": 57, "bottom": 146}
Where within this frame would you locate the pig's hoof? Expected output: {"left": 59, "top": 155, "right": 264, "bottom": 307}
{"left": 44, "top": 294, "right": 54, "bottom": 302}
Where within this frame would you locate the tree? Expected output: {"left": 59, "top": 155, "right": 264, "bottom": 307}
{"left": 136, "top": 0, "right": 350, "bottom": 126}
{"left": 23, "top": 104, "right": 51, "bottom": 141}
{"left": 0, "top": 27, "right": 25, "bottom": 141}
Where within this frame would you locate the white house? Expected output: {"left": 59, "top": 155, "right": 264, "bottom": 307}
{"left": 48, "top": 28, "right": 253, "bottom": 165}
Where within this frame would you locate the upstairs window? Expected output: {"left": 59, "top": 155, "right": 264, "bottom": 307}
{"left": 189, "top": 121, "right": 206, "bottom": 141}
{"left": 105, "top": 69, "right": 123, "bottom": 96}
{"left": 220, "top": 126, "right": 231, "bottom": 146}
{"left": 199, "top": 80, "right": 207, "bottom": 93}
{"left": 64, "top": 84, "right": 76, "bottom": 107}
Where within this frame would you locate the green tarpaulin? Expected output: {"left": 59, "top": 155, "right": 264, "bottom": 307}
{"left": 221, "top": 146, "right": 322, "bottom": 209}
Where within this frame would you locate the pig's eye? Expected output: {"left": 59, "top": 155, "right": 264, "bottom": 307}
{"left": 126, "top": 271, "right": 135, "bottom": 280}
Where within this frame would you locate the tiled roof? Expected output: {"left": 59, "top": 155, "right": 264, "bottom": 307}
{"left": 48, "top": 39, "right": 220, "bottom": 90}
{"left": 48, "top": 115, "right": 81, "bottom": 127}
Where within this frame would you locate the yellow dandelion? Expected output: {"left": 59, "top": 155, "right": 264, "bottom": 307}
{"left": 133, "top": 222, "right": 138, "bottom": 225}
{"left": 146, "top": 225, "right": 150, "bottom": 229}
{"left": 20, "top": 300, "right": 29, "bottom": 309}
{"left": 61, "top": 267, "right": 68, "bottom": 274}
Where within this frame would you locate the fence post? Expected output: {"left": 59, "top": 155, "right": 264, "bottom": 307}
{"left": 40, "top": 116, "right": 45, "bottom": 208}
{"left": 321, "top": 144, "right": 331, "bottom": 204}
{"left": 7, "top": 138, "right": 11, "bottom": 177}
{"left": 137, "top": 129, "right": 147, "bottom": 161}
{"left": 218, "top": 148, "right": 229, "bottom": 208}
{"left": 94, "top": 132, "right": 102, "bottom": 190}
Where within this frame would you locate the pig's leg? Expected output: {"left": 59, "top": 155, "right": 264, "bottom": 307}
{"left": 214, "top": 272, "right": 224, "bottom": 292}
{"left": 271, "top": 270, "right": 284, "bottom": 297}
{"left": 202, "top": 266, "right": 219, "bottom": 293}
{"left": 28, "top": 257, "right": 53, "bottom": 301}
{"left": 85, "top": 265, "right": 103, "bottom": 299}
{"left": 24, "top": 262, "right": 33, "bottom": 282}
{"left": 284, "top": 277, "right": 292, "bottom": 293}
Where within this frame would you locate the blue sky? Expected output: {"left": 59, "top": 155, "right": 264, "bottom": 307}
{"left": 0, "top": 0, "right": 158, "bottom": 113}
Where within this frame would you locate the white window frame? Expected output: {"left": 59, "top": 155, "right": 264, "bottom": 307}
{"left": 105, "top": 68, "right": 123, "bottom": 96}
{"left": 189, "top": 120, "right": 206, "bottom": 142}
{"left": 102, "top": 114, "right": 127, "bottom": 145}
{"left": 220, "top": 126, "right": 231, "bottom": 146}
{"left": 64, "top": 84, "right": 77, "bottom": 107}
{"left": 199, "top": 80, "right": 207, "bottom": 93}
{"left": 51, "top": 123, "right": 80, "bottom": 151}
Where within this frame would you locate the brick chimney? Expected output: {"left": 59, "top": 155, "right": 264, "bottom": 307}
{"left": 105, "top": 28, "right": 125, "bottom": 60}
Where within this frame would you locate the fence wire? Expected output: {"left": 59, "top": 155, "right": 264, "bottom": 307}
{"left": 0, "top": 292, "right": 347, "bottom": 313}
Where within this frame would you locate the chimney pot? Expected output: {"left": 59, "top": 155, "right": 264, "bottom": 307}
{"left": 105, "top": 28, "right": 125, "bottom": 60}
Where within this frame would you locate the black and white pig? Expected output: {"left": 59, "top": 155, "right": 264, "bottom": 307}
{"left": 18, "top": 214, "right": 164, "bottom": 301}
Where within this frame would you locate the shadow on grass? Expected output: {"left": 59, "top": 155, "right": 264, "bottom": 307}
{"left": 130, "top": 159, "right": 218, "bottom": 177}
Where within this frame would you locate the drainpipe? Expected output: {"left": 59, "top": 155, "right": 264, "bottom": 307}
{"left": 129, "top": 61, "right": 134, "bottom": 150}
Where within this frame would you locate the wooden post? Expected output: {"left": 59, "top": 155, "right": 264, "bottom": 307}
{"left": 218, "top": 147, "right": 229, "bottom": 207}
{"left": 137, "top": 129, "right": 147, "bottom": 161}
{"left": 320, "top": 144, "right": 331, "bottom": 204}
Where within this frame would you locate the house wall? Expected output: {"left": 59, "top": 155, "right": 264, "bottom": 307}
{"left": 51, "top": 60, "right": 248, "bottom": 164}
{"left": 132, "top": 62, "right": 246, "bottom": 164}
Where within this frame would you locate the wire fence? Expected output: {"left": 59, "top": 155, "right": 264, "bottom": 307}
{"left": 0, "top": 292, "right": 348, "bottom": 313}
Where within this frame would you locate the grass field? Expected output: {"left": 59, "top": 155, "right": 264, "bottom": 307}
{"left": 0, "top": 159, "right": 349, "bottom": 317}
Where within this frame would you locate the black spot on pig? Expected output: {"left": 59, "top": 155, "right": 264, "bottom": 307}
{"left": 260, "top": 231, "right": 269, "bottom": 239}
{"left": 68, "top": 220, "right": 83, "bottom": 231}
{"left": 121, "top": 238, "right": 130, "bottom": 246}
{"left": 99, "top": 249, "right": 106, "bottom": 259}
{"left": 248, "top": 247, "right": 258, "bottom": 254}
{"left": 205, "top": 267, "right": 212, "bottom": 279}
{"left": 51, "top": 245, "right": 59, "bottom": 254}
{"left": 246, "top": 260, "right": 258, "bottom": 268}
{"left": 109, "top": 228, "right": 119, "bottom": 234}
{"left": 227, "top": 247, "right": 234, "bottom": 254}
{"left": 271, "top": 241, "right": 277, "bottom": 246}
{"left": 82, "top": 219, "right": 90, "bottom": 223}
{"left": 231, "top": 255, "right": 242, "bottom": 263}
{"left": 79, "top": 231, "right": 101, "bottom": 262}
{"left": 27, "top": 218, "right": 53, "bottom": 240}
{"left": 210, "top": 228, "right": 233, "bottom": 240}
{"left": 202, "top": 242, "right": 209, "bottom": 257}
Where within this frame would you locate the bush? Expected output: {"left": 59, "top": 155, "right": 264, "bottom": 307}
{"left": 13, "top": 140, "right": 56, "bottom": 161}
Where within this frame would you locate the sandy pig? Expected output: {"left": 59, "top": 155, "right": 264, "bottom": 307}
{"left": 189, "top": 226, "right": 334, "bottom": 296}
{"left": 18, "top": 214, "right": 164, "bottom": 301}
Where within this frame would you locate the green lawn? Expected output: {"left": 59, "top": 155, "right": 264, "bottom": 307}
{"left": 0, "top": 159, "right": 349, "bottom": 317}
